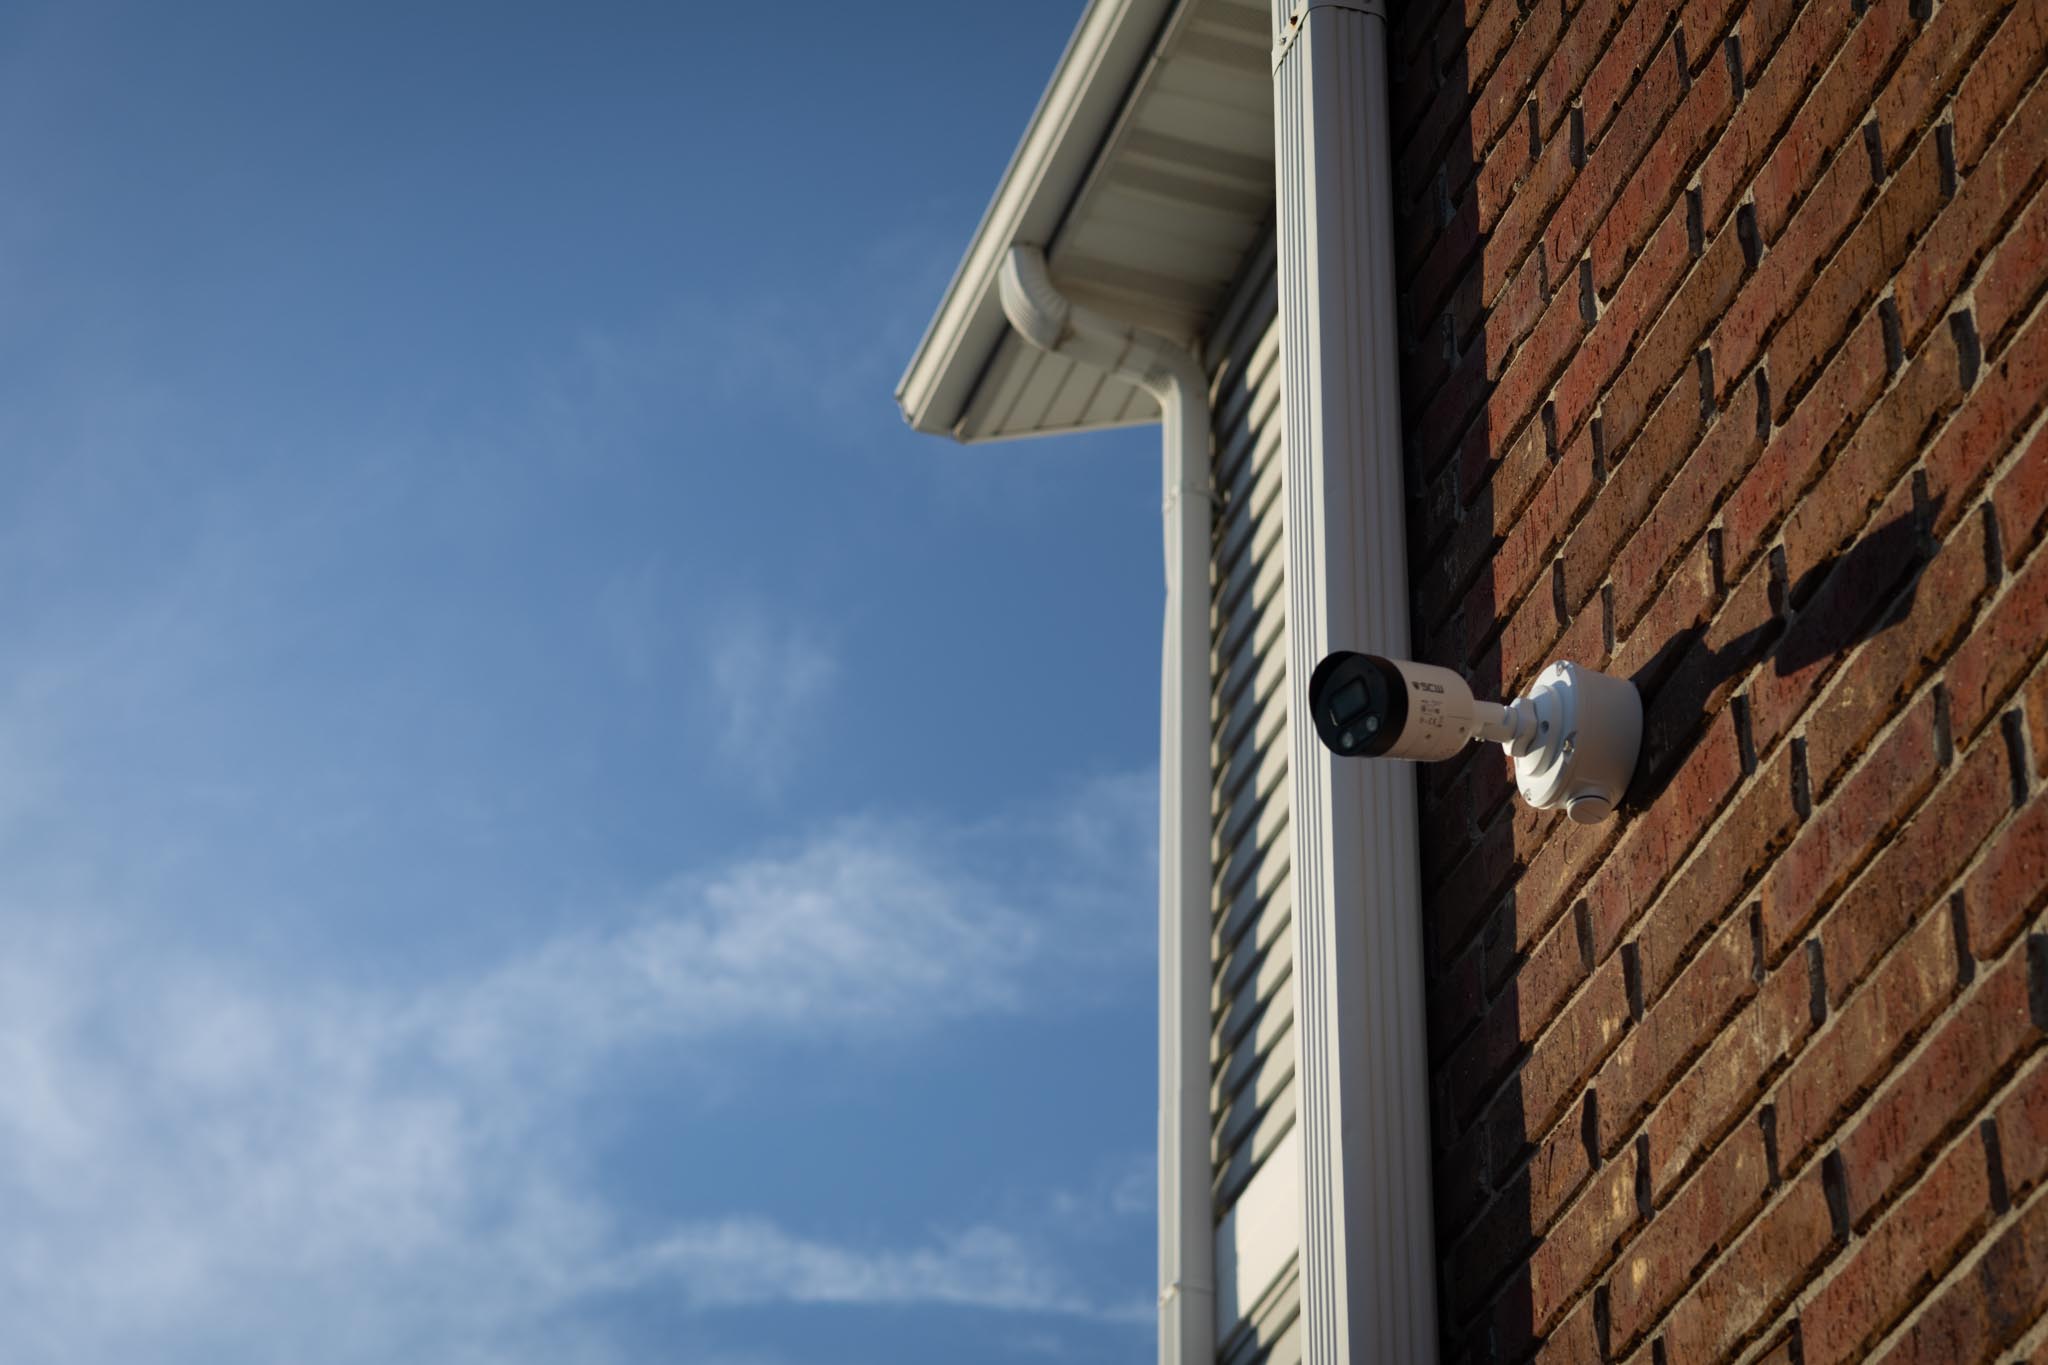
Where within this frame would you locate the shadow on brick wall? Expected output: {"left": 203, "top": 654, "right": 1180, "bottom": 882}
{"left": 1625, "top": 494, "right": 1946, "bottom": 810}
{"left": 1388, "top": 24, "right": 1550, "bottom": 1362}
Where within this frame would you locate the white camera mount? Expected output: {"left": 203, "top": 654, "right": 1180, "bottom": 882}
{"left": 1488, "top": 661, "right": 1643, "bottom": 824}
{"left": 1308, "top": 652, "right": 1643, "bottom": 823}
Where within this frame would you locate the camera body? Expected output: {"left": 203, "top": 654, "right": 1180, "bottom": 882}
{"left": 1307, "top": 651, "right": 1495, "bottom": 763}
{"left": 1308, "top": 651, "right": 1642, "bottom": 824}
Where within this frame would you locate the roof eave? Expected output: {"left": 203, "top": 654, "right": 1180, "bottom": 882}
{"left": 894, "top": 0, "right": 1176, "bottom": 440}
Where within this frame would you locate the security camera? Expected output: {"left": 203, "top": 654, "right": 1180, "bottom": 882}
{"left": 1308, "top": 652, "right": 1642, "bottom": 823}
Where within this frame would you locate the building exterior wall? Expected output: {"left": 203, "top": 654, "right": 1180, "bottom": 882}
{"left": 1206, "top": 237, "right": 1306, "bottom": 1365}
{"left": 1386, "top": 0, "right": 2048, "bottom": 1359}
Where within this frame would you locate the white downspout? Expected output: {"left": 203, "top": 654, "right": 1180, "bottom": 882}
{"left": 998, "top": 245, "right": 1215, "bottom": 1365}
{"left": 1270, "top": 1, "right": 1439, "bottom": 1361}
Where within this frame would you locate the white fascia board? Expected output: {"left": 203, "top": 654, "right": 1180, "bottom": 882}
{"left": 894, "top": 0, "right": 1174, "bottom": 439}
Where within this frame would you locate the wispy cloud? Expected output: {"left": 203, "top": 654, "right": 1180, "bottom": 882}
{"left": 0, "top": 773, "right": 1155, "bottom": 1365}
{"left": 703, "top": 605, "right": 841, "bottom": 797}
{"left": 600, "top": 1219, "right": 1133, "bottom": 1319}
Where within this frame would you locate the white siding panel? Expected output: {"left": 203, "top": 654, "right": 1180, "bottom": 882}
{"left": 1215, "top": 1128, "right": 1301, "bottom": 1355}
{"left": 1206, "top": 238, "right": 1297, "bottom": 1364}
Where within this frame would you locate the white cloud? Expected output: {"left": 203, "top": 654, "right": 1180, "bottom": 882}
{"left": 704, "top": 606, "right": 842, "bottom": 797}
{"left": 0, "top": 776, "right": 1155, "bottom": 1365}
{"left": 429, "top": 819, "right": 1039, "bottom": 1082}
{"left": 602, "top": 1219, "right": 1109, "bottom": 1317}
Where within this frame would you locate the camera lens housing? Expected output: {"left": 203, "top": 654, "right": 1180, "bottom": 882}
{"left": 1309, "top": 651, "right": 1409, "bottom": 758}
{"left": 1308, "top": 651, "right": 1488, "bottom": 762}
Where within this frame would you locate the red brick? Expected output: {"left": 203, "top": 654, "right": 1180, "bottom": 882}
{"left": 1606, "top": 226, "right": 1746, "bottom": 458}
{"left": 1697, "top": 0, "right": 1855, "bottom": 230}
{"left": 1658, "top": 1165, "right": 1838, "bottom": 1362}
{"left": 1753, "top": 1329, "right": 1805, "bottom": 1365}
{"left": 1873, "top": 1180, "right": 2048, "bottom": 1364}
{"left": 1477, "top": 132, "right": 1580, "bottom": 317}
{"left": 1488, "top": 557, "right": 1568, "bottom": 682}
{"left": 1778, "top": 323, "right": 1965, "bottom": 590}
{"left": 1490, "top": 954, "right": 1633, "bottom": 1162}
{"left": 1800, "top": 507, "right": 1991, "bottom": 792}
{"left": 1566, "top": 204, "right": 1693, "bottom": 433}
{"left": 1633, "top": 745, "right": 1800, "bottom": 1002}
{"left": 1608, "top": 530, "right": 1719, "bottom": 686}
{"left": 1444, "top": 969, "right": 1544, "bottom": 1128}
{"left": 1527, "top": 1090, "right": 1595, "bottom": 1230}
{"left": 1542, "top": 31, "right": 1687, "bottom": 288}
{"left": 1677, "top": 0, "right": 1746, "bottom": 71}
{"left": 1385, "top": 0, "right": 2048, "bottom": 1343}
{"left": 1478, "top": 1268, "right": 1538, "bottom": 1362}
{"left": 1897, "top": 68, "right": 2048, "bottom": 350}
{"left": 1529, "top": 1142, "right": 1643, "bottom": 1333}
{"left": 1398, "top": 0, "right": 1562, "bottom": 204}
{"left": 1531, "top": 0, "right": 1628, "bottom": 139}
{"left": 1952, "top": 0, "right": 2048, "bottom": 172}
{"left": 1436, "top": 808, "right": 1515, "bottom": 965}
{"left": 1444, "top": 1168, "right": 1539, "bottom": 1324}
{"left": 1994, "top": 421, "right": 2048, "bottom": 569}
{"left": 1948, "top": 542, "right": 2048, "bottom": 747}
{"left": 1531, "top": 1290, "right": 1601, "bottom": 1365}
{"left": 1409, "top": 201, "right": 1480, "bottom": 344}
{"left": 1754, "top": 486, "right": 1920, "bottom": 768}
{"left": 1928, "top": 303, "right": 2048, "bottom": 537}
{"left": 1576, "top": 0, "right": 1685, "bottom": 152}
{"left": 1435, "top": 1099, "right": 1492, "bottom": 1235}
{"left": 1717, "top": 145, "right": 1878, "bottom": 402}
{"left": 1872, "top": 0, "right": 2009, "bottom": 168}
{"left": 1719, "top": 312, "right": 1890, "bottom": 578}
{"left": 1563, "top": 384, "right": 1709, "bottom": 615}
{"left": 1739, "top": 0, "right": 1803, "bottom": 79}
{"left": 1817, "top": 730, "right": 2014, "bottom": 1003}
{"left": 2031, "top": 658, "right": 2048, "bottom": 779}
{"left": 1758, "top": 692, "right": 1942, "bottom": 961}
{"left": 1964, "top": 795, "right": 2048, "bottom": 957}
{"left": 1418, "top": 430, "right": 1546, "bottom": 634}
{"left": 1429, "top": 934, "right": 1487, "bottom": 1063}
{"left": 1610, "top": 377, "right": 1766, "bottom": 633}
{"left": 1774, "top": 908, "right": 1964, "bottom": 1169}
{"left": 1977, "top": 180, "right": 2048, "bottom": 352}
{"left": 1413, "top": 340, "right": 1490, "bottom": 466}
{"left": 1977, "top": 168, "right": 2048, "bottom": 328}
{"left": 1552, "top": 581, "right": 1610, "bottom": 677}
{"left": 1588, "top": 36, "right": 1738, "bottom": 294}
{"left": 1584, "top": 704, "right": 1748, "bottom": 964}
{"left": 1802, "top": 1126, "right": 1996, "bottom": 1365}
{"left": 1998, "top": 1053, "right": 2048, "bottom": 1199}
{"left": 1389, "top": 2, "right": 1459, "bottom": 139}
{"left": 1509, "top": 786, "right": 1575, "bottom": 870}
{"left": 1444, "top": 431, "right": 1597, "bottom": 646}
{"left": 1606, "top": 1119, "right": 1772, "bottom": 1353}
{"left": 1598, "top": 913, "right": 1755, "bottom": 1155}
{"left": 1482, "top": 267, "right": 1591, "bottom": 461}
{"left": 1765, "top": 127, "right": 1949, "bottom": 421}
{"left": 1645, "top": 959, "right": 1815, "bottom": 1198}
{"left": 1497, "top": 891, "right": 1590, "bottom": 1041}
{"left": 1751, "top": 0, "right": 1917, "bottom": 243}
{"left": 1837, "top": 950, "right": 2044, "bottom": 1228}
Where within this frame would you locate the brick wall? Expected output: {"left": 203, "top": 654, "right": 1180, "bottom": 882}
{"left": 1389, "top": 0, "right": 2048, "bottom": 1359}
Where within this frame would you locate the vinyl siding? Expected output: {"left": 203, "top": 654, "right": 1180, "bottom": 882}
{"left": 1205, "top": 235, "right": 1300, "bottom": 1365}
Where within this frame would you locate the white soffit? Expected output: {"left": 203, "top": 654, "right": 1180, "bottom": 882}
{"left": 896, "top": 0, "right": 1274, "bottom": 444}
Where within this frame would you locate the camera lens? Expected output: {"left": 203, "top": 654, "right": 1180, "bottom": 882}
{"left": 1308, "top": 651, "right": 1408, "bottom": 758}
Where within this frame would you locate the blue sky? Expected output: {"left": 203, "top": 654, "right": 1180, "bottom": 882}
{"left": 0, "top": 4, "right": 1170, "bottom": 1361}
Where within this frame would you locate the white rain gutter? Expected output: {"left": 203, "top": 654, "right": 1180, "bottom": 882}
{"left": 997, "top": 245, "right": 1215, "bottom": 1365}
{"left": 1269, "top": 1, "right": 1438, "bottom": 1361}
